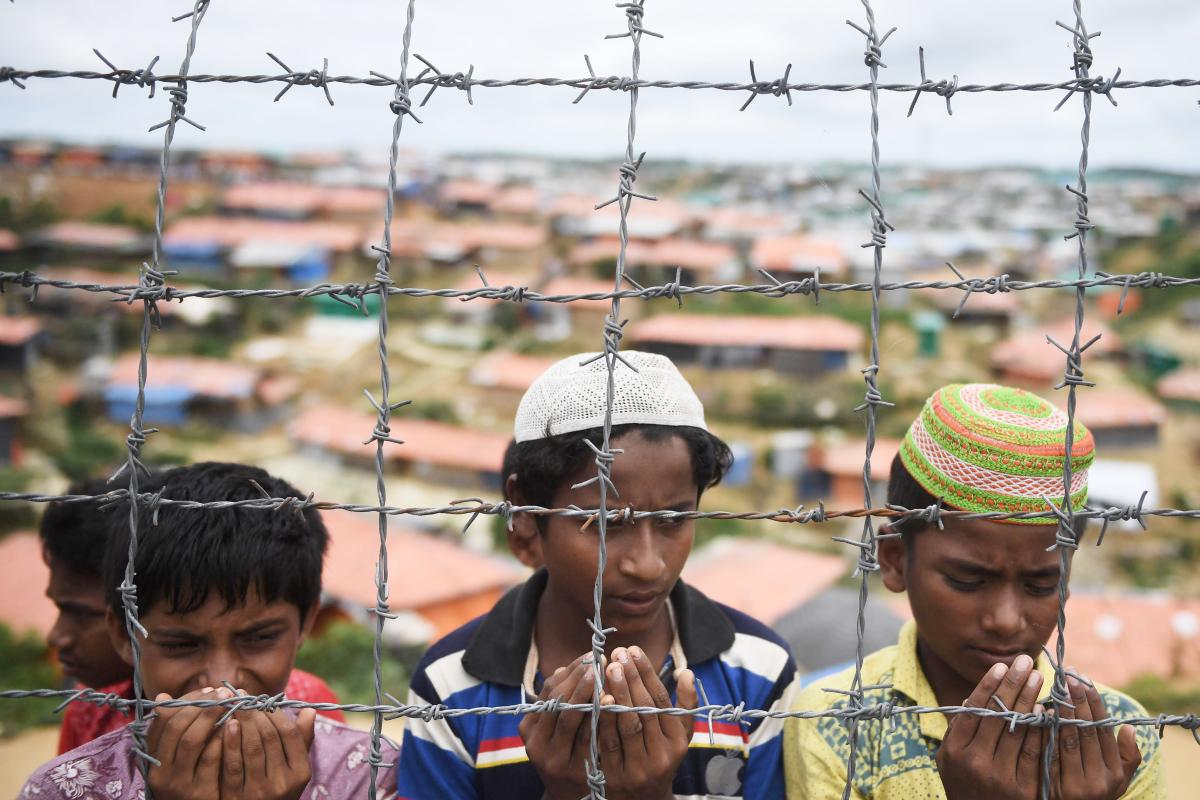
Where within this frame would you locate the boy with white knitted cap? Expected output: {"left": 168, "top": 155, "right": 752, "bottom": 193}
{"left": 397, "top": 352, "right": 798, "bottom": 800}
{"left": 784, "top": 383, "right": 1163, "bottom": 799}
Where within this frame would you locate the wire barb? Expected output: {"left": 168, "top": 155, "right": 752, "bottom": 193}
{"left": 907, "top": 46, "right": 957, "bottom": 116}
{"left": 266, "top": 52, "right": 335, "bottom": 106}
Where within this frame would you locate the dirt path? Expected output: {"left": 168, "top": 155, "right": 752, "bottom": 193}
{"left": 0, "top": 727, "right": 56, "bottom": 794}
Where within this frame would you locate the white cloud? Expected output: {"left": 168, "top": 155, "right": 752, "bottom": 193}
{"left": 1, "top": 0, "right": 1196, "bottom": 169}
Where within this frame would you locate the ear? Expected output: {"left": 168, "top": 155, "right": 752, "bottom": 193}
{"left": 106, "top": 608, "right": 135, "bottom": 667}
{"left": 877, "top": 527, "right": 908, "bottom": 594}
{"left": 504, "top": 474, "right": 544, "bottom": 570}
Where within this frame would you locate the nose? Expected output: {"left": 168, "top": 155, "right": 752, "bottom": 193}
{"left": 198, "top": 648, "right": 242, "bottom": 691}
{"left": 615, "top": 520, "right": 666, "bottom": 584}
{"left": 47, "top": 616, "right": 73, "bottom": 652}
{"left": 981, "top": 586, "right": 1025, "bottom": 639}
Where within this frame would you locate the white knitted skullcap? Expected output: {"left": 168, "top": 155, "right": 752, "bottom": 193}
{"left": 514, "top": 351, "right": 707, "bottom": 442}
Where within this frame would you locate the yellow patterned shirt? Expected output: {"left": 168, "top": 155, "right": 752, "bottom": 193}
{"left": 784, "top": 621, "right": 1163, "bottom": 799}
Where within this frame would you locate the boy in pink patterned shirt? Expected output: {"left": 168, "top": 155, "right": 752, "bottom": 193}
{"left": 20, "top": 462, "right": 398, "bottom": 799}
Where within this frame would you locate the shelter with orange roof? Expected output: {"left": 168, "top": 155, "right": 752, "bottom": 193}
{"left": 469, "top": 351, "right": 559, "bottom": 395}
{"left": 320, "top": 511, "right": 524, "bottom": 643}
{"left": 629, "top": 312, "right": 864, "bottom": 375}
{"left": 1157, "top": 367, "right": 1200, "bottom": 411}
{"left": 26, "top": 221, "right": 149, "bottom": 258}
{"left": 0, "top": 316, "right": 45, "bottom": 373}
{"left": 290, "top": 404, "right": 511, "bottom": 489}
{"left": 1065, "top": 387, "right": 1166, "bottom": 449}
{"left": 536, "top": 275, "right": 624, "bottom": 340}
{"left": 569, "top": 237, "right": 740, "bottom": 285}
{"left": 990, "top": 317, "right": 1125, "bottom": 385}
{"left": 808, "top": 437, "right": 900, "bottom": 510}
{"left": 750, "top": 234, "right": 848, "bottom": 281}
{"left": 101, "top": 353, "right": 273, "bottom": 430}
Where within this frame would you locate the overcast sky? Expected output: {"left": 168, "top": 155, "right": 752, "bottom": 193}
{"left": 2, "top": 0, "right": 1197, "bottom": 170}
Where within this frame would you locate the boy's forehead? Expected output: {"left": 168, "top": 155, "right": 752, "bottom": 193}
{"left": 566, "top": 432, "right": 696, "bottom": 493}
{"left": 46, "top": 559, "right": 105, "bottom": 598}
{"left": 148, "top": 589, "right": 302, "bottom": 628}
{"left": 913, "top": 519, "right": 1062, "bottom": 564}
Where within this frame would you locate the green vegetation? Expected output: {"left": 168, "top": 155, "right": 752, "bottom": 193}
{"left": 685, "top": 288, "right": 909, "bottom": 331}
{"left": 1122, "top": 674, "right": 1200, "bottom": 716}
{"left": 1110, "top": 528, "right": 1200, "bottom": 589}
{"left": 0, "top": 196, "right": 60, "bottom": 233}
{"left": 1103, "top": 218, "right": 1200, "bottom": 319}
{"left": 748, "top": 381, "right": 861, "bottom": 429}
{"left": 694, "top": 516, "right": 754, "bottom": 547}
{"left": 0, "top": 623, "right": 59, "bottom": 737}
{"left": 294, "top": 620, "right": 410, "bottom": 706}
{"left": 88, "top": 204, "right": 153, "bottom": 233}
{"left": 52, "top": 416, "right": 125, "bottom": 484}
{"left": 0, "top": 468, "right": 36, "bottom": 533}
{"left": 408, "top": 399, "right": 459, "bottom": 425}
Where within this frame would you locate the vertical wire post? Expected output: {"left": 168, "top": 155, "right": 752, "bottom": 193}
{"left": 1042, "top": 0, "right": 1101, "bottom": 795}
{"left": 112, "top": 1, "right": 212, "bottom": 793}
{"left": 578, "top": 2, "right": 661, "bottom": 796}
{"left": 365, "top": 0, "right": 421, "bottom": 795}
{"left": 842, "top": 2, "right": 896, "bottom": 798}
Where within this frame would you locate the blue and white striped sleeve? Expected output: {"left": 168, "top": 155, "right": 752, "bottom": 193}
{"left": 396, "top": 652, "right": 479, "bottom": 800}
{"left": 726, "top": 625, "right": 799, "bottom": 800}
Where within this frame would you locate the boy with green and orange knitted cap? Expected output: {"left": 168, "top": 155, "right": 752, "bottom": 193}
{"left": 784, "top": 383, "right": 1163, "bottom": 799}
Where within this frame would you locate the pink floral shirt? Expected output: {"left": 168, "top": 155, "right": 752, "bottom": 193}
{"left": 19, "top": 713, "right": 398, "bottom": 799}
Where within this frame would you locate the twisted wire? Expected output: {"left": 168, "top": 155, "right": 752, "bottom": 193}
{"left": 1041, "top": 3, "right": 1098, "bottom": 794}
{"left": 3, "top": 64, "right": 1199, "bottom": 101}
{"left": 361, "top": 0, "right": 420, "bottom": 793}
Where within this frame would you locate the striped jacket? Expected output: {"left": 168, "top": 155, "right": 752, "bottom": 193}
{"left": 396, "top": 569, "right": 798, "bottom": 799}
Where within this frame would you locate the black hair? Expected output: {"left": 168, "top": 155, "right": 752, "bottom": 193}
{"left": 887, "top": 453, "right": 1088, "bottom": 542}
{"left": 886, "top": 453, "right": 939, "bottom": 540}
{"left": 102, "top": 462, "right": 328, "bottom": 625}
{"left": 502, "top": 424, "right": 733, "bottom": 524}
{"left": 40, "top": 472, "right": 162, "bottom": 578}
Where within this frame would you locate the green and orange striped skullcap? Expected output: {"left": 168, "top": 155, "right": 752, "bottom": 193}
{"left": 899, "top": 383, "right": 1094, "bottom": 525}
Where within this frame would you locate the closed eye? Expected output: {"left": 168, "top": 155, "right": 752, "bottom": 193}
{"left": 944, "top": 575, "right": 984, "bottom": 592}
{"left": 242, "top": 631, "right": 282, "bottom": 646}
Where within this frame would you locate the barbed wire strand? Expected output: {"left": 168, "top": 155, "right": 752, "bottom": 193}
{"left": 4, "top": 63, "right": 1199, "bottom": 102}
{"left": 840, "top": 3, "right": 896, "bottom": 797}
{"left": 1, "top": 268, "right": 1195, "bottom": 308}
{"left": 0, "top": 488, "right": 1187, "bottom": 527}
{"left": 360, "top": 0, "right": 422, "bottom": 794}
{"left": 4, "top": 686, "right": 1200, "bottom": 738}
{"left": 1039, "top": 2, "right": 1099, "bottom": 794}
{"left": 580, "top": 2, "right": 661, "bottom": 795}
{"left": 102, "top": 0, "right": 213, "bottom": 791}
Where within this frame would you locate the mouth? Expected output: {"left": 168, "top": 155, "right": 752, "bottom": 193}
{"left": 607, "top": 591, "right": 665, "bottom": 617}
{"left": 969, "top": 646, "right": 1033, "bottom": 668}
{"left": 57, "top": 658, "right": 83, "bottom": 677}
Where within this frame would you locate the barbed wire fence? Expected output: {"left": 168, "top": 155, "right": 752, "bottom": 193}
{"left": 1, "top": 0, "right": 1199, "bottom": 798}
